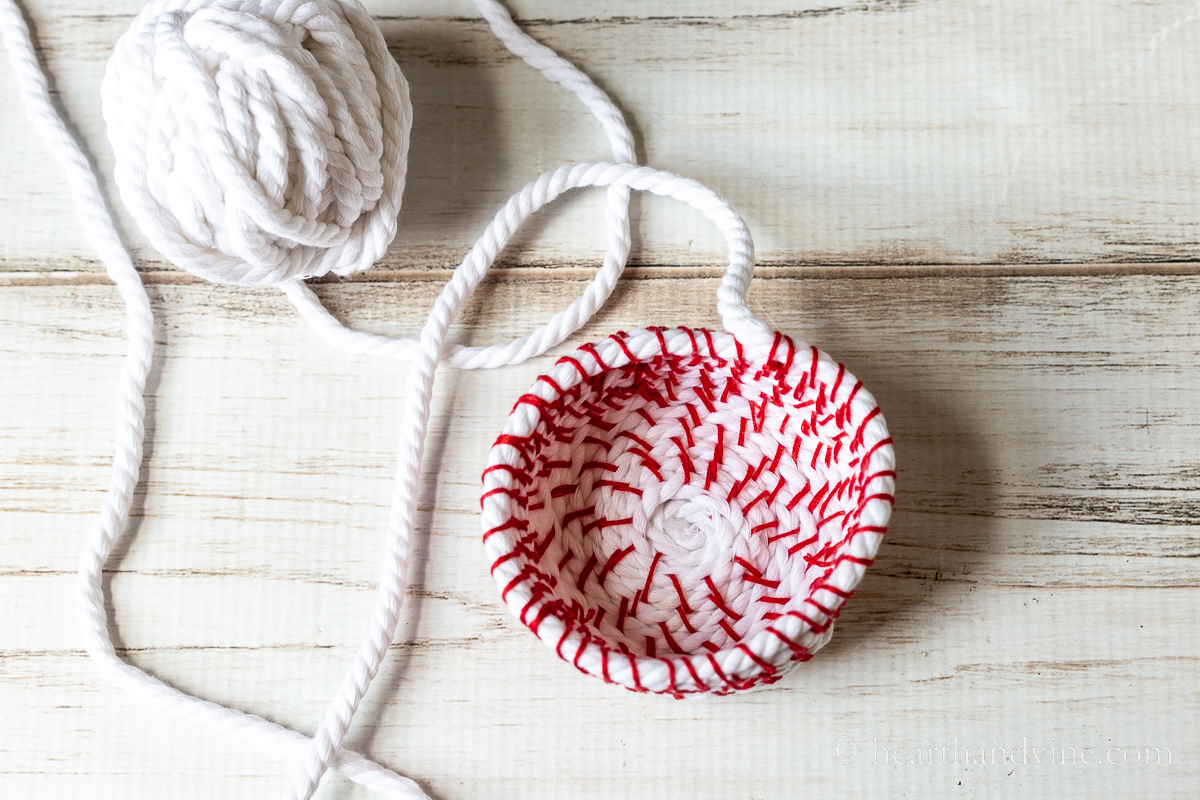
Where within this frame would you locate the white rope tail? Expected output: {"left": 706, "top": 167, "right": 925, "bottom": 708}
{"left": 0, "top": 0, "right": 849, "bottom": 798}
{"left": 1, "top": 2, "right": 431, "bottom": 797}
{"left": 0, "top": 0, "right": 641, "bottom": 797}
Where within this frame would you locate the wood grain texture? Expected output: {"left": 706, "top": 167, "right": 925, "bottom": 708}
{"left": 4, "top": 0, "right": 1200, "bottom": 271}
{"left": 3, "top": 0, "right": 1200, "bottom": 797}
{"left": 3, "top": 273, "right": 1200, "bottom": 797}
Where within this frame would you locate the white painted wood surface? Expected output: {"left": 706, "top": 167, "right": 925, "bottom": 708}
{"left": 5, "top": 0, "right": 1200, "bottom": 271}
{"left": 2, "top": 1, "right": 1200, "bottom": 798}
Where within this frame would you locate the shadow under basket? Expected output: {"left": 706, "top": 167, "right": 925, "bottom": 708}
{"left": 482, "top": 327, "right": 895, "bottom": 696}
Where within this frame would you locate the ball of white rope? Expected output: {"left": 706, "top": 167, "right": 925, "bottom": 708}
{"left": 102, "top": 0, "right": 412, "bottom": 285}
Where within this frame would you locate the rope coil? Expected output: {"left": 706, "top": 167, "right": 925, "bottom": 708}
{"left": 103, "top": 0, "right": 413, "bottom": 286}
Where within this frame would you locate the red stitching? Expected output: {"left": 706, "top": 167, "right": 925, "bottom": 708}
{"left": 483, "top": 518, "right": 527, "bottom": 543}
{"left": 681, "top": 655, "right": 707, "bottom": 692}
{"left": 616, "top": 430, "right": 653, "bottom": 450}
{"left": 557, "top": 355, "right": 589, "bottom": 380}
{"left": 676, "top": 605, "right": 698, "bottom": 634}
{"left": 785, "top": 484, "right": 810, "bottom": 511}
{"left": 575, "top": 554, "right": 598, "bottom": 591}
{"left": 501, "top": 564, "right": 536, "bottom": 601}
{"left": 597, "top": 544, "right": 636, "bottom": 586}
{"left": 536, "top": 374, "right": 565, "bottom": 395}
{"left": 806, "top": 483, "right": 828, "bottom": 513}
{"left": 767, "top": 526, "right": 801, "bottom": 543}
{"left": 787, "top": 534, "right": 820, "bottom": 556}
{"left": 480, "top": 486, "right": 523, "bottom": 508}
{"left": 737, "top": 644, "right": 775, "bottom": 675}
{"left": 490, "top": 550, "right": 521, "bottom": 574}
{"left": 767, "top": 331, "right": 783, "bottom": 365}
{"left": 534, "top": 530, "right": 556, "bottom": 560}
{"left": 628, "top": 654, "right": 645, "bottom": 692}
{"left": 680, "top": 417, "right": 695, "bottom": 448}
{"left": 628, "top": 588, "right": 641, "bottom": 620}
{"left": 609, "top": 333, "right": 638, "bottom": 363}
{"left": 682, "top": 327, "right": 699, "bottom": 355}
{"left": 704, "top": 576, "right": 744, "bottom": 622}
{"left": 579, "top": 342, "right": 608, "bottom": 370}
{"left": 668, "top": 573, "right": 694, "bottom": 614}
{"left": 672, "top": 437, "right": 696, "bottom": 483}
{"left": 482, "top": 463, "right": 532, "bottom": 486}
{"left": 767, "top": 627, "right": 811, "bottom": 661}
{"left": 726, "top": 475, "right": 748, "bottom": 503}
{"left": 850, "top": 406, "right": 882, "bottom": 452}
{"left": 707, "top": 654, "right": 734, "bottom": 691}
{"left": 641, "top": 551, "right": 662, "bottom": 602}
{"left": 583, "top": 516, "right": 634, "bottom": 536}
{"left": 653, "top": 328, "right": 669, "bottom": 357}
{"left": 659, "top": 621, "right": 685, "bottom": 654}
{"left": 595, "top": 480, "right": 643, "bottom": 497}
{"left": 562, "top": 506, "right": 596, "bottom": 527}
{"left": 830, "top": 362, "right": 846, "bottom": 401}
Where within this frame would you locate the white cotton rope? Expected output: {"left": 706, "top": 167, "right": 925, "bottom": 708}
{"left": 2, "top": 0, "right": 892, "bottom": 796}
{"left": 1, "top": 0, "right": 792, "bottom": 796}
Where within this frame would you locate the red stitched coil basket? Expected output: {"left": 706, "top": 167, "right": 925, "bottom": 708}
{"left": 481, "top": 327, "right": 894, "bottom": 696}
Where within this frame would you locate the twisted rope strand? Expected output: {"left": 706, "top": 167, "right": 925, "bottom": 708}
{"left": 0, "top": 1, "right": 431, "bottom": 797}
{"left": 3, "top": 0, "right": 794, "bottom": 797}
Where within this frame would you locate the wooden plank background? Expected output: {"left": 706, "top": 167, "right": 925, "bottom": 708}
{"left": 2, "top": 0, "right": 1199, "bottom": 798}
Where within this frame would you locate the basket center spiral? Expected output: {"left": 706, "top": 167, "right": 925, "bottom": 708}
{"left": 483, "top": 327, "right": 895, "bottom": 687}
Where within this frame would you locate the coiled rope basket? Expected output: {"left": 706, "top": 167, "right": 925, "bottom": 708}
{"left": 484, "top": 327, "right": 894, "bottom": 695}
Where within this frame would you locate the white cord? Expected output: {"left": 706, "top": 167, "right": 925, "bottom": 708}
{"left": 282, "top": 0, "right": 639, "bottom": 372}
{"left": 1, "top": 1, "right": 771, "bottom": 798}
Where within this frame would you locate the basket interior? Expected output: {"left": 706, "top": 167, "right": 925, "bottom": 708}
{"left": 490, "top": 331, "right": 886, "bottom": 663}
